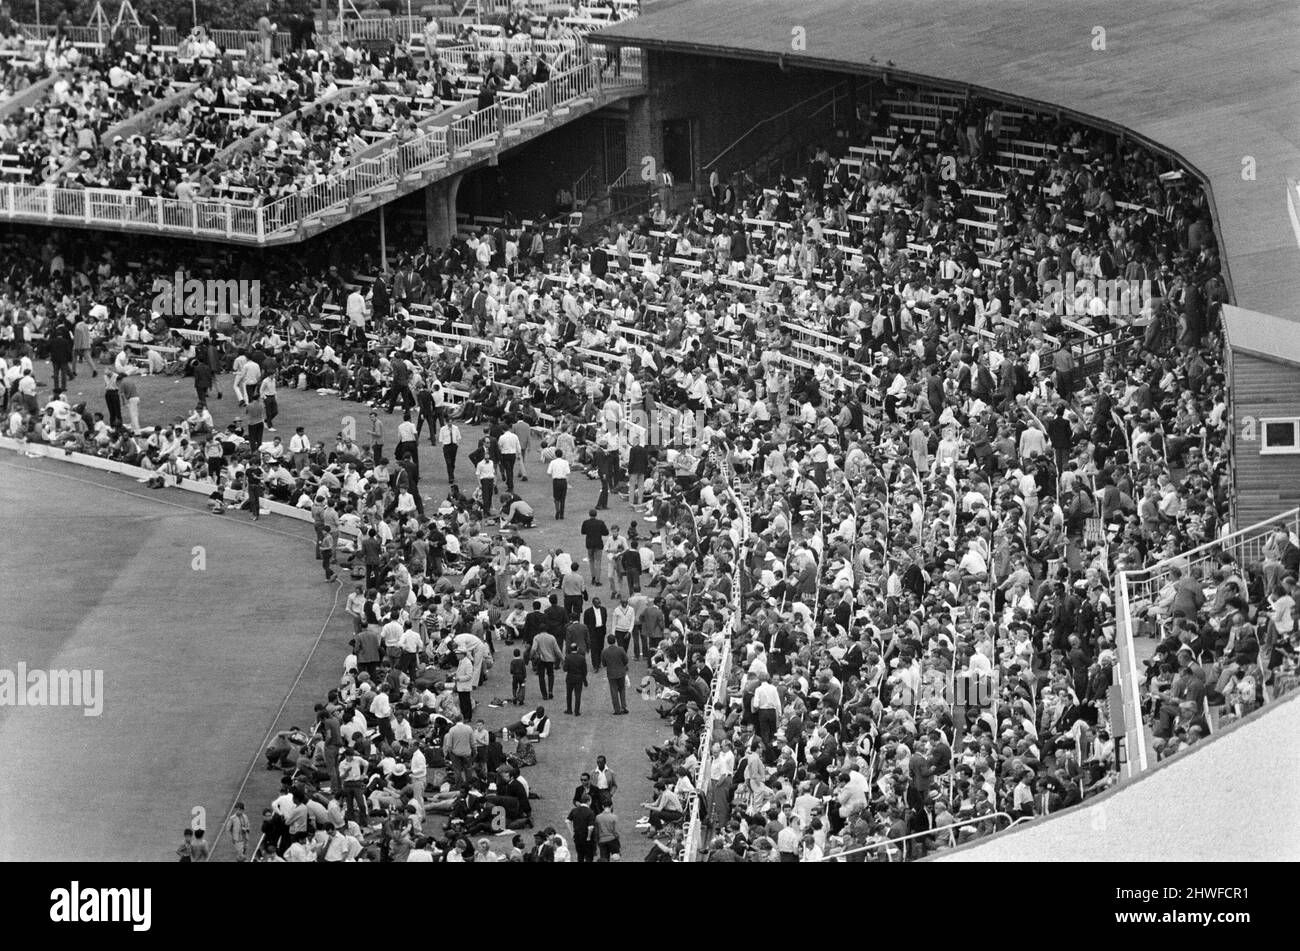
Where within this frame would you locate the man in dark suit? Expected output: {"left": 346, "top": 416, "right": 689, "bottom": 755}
{"left": 600, "top": 635, "right": 630, "bottom": 715}
{"left": 572, "top": 772, "right": 596, "bottom": 810}
{"left": 563, "top": 644, "right": 588, "bottom": 716}
{"left": 523, "top": 600, "right": 547, "bottom": 646}
{"left": 542, "top": 593, "right": 569, "bottom": 637}
{"left": 372, "top": 271, "right": 390, "bottom": 328}
{"left": 590, "top": 241, "right": 608, "bottom": 279}
{"left": 356, "top": 626, "right": 383, "bottom": 679}
{"left": 467, "top": 281, "right": 488, "bottom": 333}
{"left": 583, "top": 598, "right": 608, "bottom": 671}
{"left": 580, "top": 510, "right": 609, "bottom": 583}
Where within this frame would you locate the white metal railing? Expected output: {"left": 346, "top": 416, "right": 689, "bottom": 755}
{"left": 1120, "top": 507, "right": 1300, "bottom": 609}
{"left": 684, "top": 455, "right": 748, "bottom": 862}
{"left": 499, "top": 82, "right": 550, "bottom": 128}
{"left": 1109, "top": 506, "right": 1300, "bottom": 782}
{"left": 339, "top": 16, "right": 424, "bottom": 42}
{"left": 820, "top": 813, "right": 1033, "bottom": 861}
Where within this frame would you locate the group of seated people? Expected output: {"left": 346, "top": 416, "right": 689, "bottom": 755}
{"left": 1, "top": 44, "right": 184, "bottom": 185}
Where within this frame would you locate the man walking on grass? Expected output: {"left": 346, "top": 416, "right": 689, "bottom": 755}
{"left": 563, "top": 643, "right": 588, "bottom": 716}
{"left": 581, "top": 508, "right": 608, "bottom": 584}
{"left": 601, "top": 635, "right": 630, "bottom": 715}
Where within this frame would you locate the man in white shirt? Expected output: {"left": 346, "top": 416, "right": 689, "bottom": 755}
{"left": 346, "top": 288, "right": 368, "bottom": 342}
{"left": 288, "top": 426, "right": 311, "bottom": 471}
{"left": 498, "top": 427, "right": 521, "bottom": 493}
{"left": 611, "top": 596, "right": 636, "bottom": 653}
{"left": 547, "top": 451, "right": 571, "bottom": 519}
{"left": 751, "top": 672, "right": 782, "bottom": 746}
{"left": 437, "top": 420, "right": 460, "bottom": 482}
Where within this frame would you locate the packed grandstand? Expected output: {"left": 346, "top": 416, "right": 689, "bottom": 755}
{"left": 2, "top": 0, "right": 1297, "bottom": 864}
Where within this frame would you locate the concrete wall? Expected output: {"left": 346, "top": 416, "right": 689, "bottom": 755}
{"left": 461, "top": 111, "right": 611, "bottom": 222}
{"left": 625, "top": 51, "right": 849, "bottom": 193}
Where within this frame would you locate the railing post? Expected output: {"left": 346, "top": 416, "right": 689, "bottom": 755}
{"left": 155, "top": 196, "right": 163, "bottom": 230}
{"left": 225, "top": 204, "right": 233, "bottom": 237}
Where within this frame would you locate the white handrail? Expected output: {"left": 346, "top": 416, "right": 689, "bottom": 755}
{"left": 819, "top": 812, "right": 1033, "bottom": 861}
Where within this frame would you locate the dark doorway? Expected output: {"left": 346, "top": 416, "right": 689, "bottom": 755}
{"left": 662, "top": 118, "right": 694, "bottom": 183}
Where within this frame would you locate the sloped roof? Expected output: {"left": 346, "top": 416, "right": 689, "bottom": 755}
{"left": 1223, "top": 305, "right": 1300, "bottom": 371}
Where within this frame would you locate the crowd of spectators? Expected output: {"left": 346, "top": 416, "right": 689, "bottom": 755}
{"left": 1, "top": 39, "right": 184, "bottom": 185}
{"left": 3, "top": 76, "right": 1297, "bottom": 862}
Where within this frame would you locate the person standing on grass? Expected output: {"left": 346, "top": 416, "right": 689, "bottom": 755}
{"left": 594, "top": 803, "right": 621, "bottom": 862}
{"left": 48, "top": 324, "right": 73, "bottom": 391}
{"left": 190, "top": 828, "right": 210, "bottom": 862}
{"left": 567, "top": 794, "right": 598, "bottom": 863}
{"left": 193, "top": 354, "right": 212, "bottom": 405}
{"left": 612, "top": 594, "right": 636, "bottom": 655}
{"left": 176, "top": 829, "right": 194, "bottom": 862}
{"left": 437, "top": 418, "right": 461, "bottom": 482}
{"left": 317, "top": 703, "right": 343, "bottom": 793}
{"left": 72, "top": 314, "right": 94, "bottom": 378}
{"left": 395, "top": 411, "right": 418, "bottom": 473}
{"left": 561, "top": 564, "right": 588, "bottom": 619}
{"left": 443, "top": 713, "right": 476, "bottom": 787}
{"left": 476, "top": 452, "right": 496, "bottom": 514}
{"left": 290, "top": 426, "right": 311, "bottom": 472}
{"left": 512, "top": 415, "right": 532, "bottom": 482}
{"left": 530, "top": 625, "right": 562, "bottom": 700}
{"left": 340, "top": 747, "right": 368, "bottom": 822}
{"left": 563, "top": 642, "right": 588, "bottom": 716}
{"left": 454, "top": 648, "right": 476, "bottom": 720}
{"left": 498, "top": 423, "right": 520, "bottom": 494}
{"left": 368, "top": 411, "right": 384, "bottom": 462}
{"left": 346, "top": 583, "right": 367, "bottom": 633}
{"left": 233, "top": 352, "right": 260, "bottom": 406}
{"left": 119, "top": 372, "right": 141, "bottom": 432}
{"left": 581, "top": 508, "right": 609, "bottom": 584}
{"left": 259, "top": 372, "right": 278, "bottom": 431}
{"left": 226, "top": 802, "right": 252, "bottom": 861}
{"left": 604, "top": 524, "right": 628, "bottom": 595}
{"left": 627, "top": 433, "right": 650, "bottom": 506}
{"left": 246, "top": 395, "right": 266, "bottom": 449}
{"left": 601, "top": 635, "right": 629, "bottom": 715}
{"left": 103, "top": 369, "right": 122, "bottom": 428}
{"left": 320, "top": 525, "right": 337, "bottom": 581}
{"left": 547, "top": 449, "right": 570, "bottom": 518}
{"left": 246, "top": 460, "right": 264, "bottom": 521}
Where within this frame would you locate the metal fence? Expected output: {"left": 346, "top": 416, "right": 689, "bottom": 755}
{"left": 682, "top": 464, "right": 748, "bottom": 862}
{"left": 1110, "top": 506, "right": 1300, "bottom": 781}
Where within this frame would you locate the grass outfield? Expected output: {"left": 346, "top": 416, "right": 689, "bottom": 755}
{"left": 3, "top": 365, "right": 670, "bottom": 860}
{"left": 0, "top": 454, "right": 349, "bottom": 862}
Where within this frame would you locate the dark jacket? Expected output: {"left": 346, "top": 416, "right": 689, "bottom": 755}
{"left": 601, "top": 644, "right": 629, "bottom": 679}
{"left": 563, "top": 650, "right": 588, "bottom": 685}
{"left": 565, "top": 620, "right": 590, "bottom": 654}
